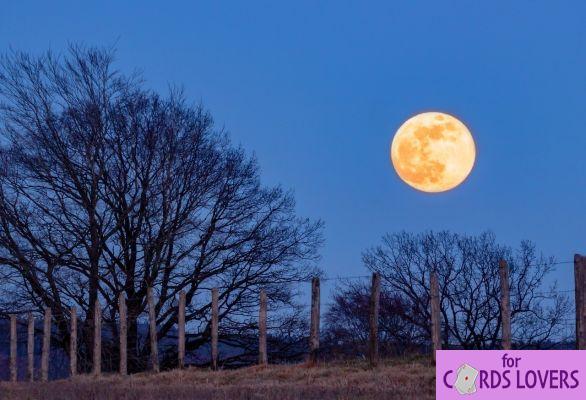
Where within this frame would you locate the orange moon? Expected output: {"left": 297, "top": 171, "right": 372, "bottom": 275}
{"left": 390, "top": 112, "right": 476, "bottom": 193}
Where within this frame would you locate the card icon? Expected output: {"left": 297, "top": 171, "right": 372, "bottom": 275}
{"left": 454, "top": 363, "right": 479, "bottom": 395}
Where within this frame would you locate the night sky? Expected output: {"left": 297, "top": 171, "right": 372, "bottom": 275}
{"left": 2, "top": 1, "right": 585, "bottom": 293}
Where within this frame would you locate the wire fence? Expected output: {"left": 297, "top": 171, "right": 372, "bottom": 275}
{"left": 0, "top": 258, "right": 583, "bottom": 381}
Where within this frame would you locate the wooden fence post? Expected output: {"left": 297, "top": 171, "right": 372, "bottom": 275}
{"left": 147, "top": 287, "right": 159, "bottom": 372}
{"left": 499, "top": 260, "right": 512, "bottom": 350}
{"left": 93, "top": 300, "right": 101, "bottom": 376}
{"left": 27, "top": 312, "right": 34, "bottom": 382}
{"left": 575, "top": 254, "right": 586, "bottom": 350}
{"left": 211, "top": 288, "right": 219, "bottom": 370}
{"left": 70, "top": 307, "right": 77, "bottom": 377}
{"left": 119, "top": 293, "right": 127, "bottom": 375}
{"left": 309, "top": 277, "right": 320, "bottom": 365}
{"left": 369, "top": 273, "right": 381, "bottom": 367}
{"left": 10, "top": 314, "right": 17, "bottom": 382}
{"left": 259, "top": 289, "right": 268, "bottom": 366}
{"left": 178, "top": 290, "right": 186, "bottom": 369}
{"left": 430, "top": 272, "right": 442, "bottom": 362}
{"left": 41, "top": 307, "right": 51, "bottom": 382}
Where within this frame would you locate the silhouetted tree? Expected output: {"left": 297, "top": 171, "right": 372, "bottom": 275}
{"left": 323, "top": 280, "right": 420, "bottom": 358}
{"left": 360, "top": 231, "right": 570, "bottom": 349}
{"left": 0, "top": 46, "right": 323, "bottom": 371}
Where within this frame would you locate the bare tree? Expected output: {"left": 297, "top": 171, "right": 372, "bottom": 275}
{"left": 323, "top": 280, "right": 419, "bottom": 358}
{"left": 0, "top": 46, "right": 323, "bottom": 371}
{"left": 360, "top": 231, "right": 570, "bottom": 350}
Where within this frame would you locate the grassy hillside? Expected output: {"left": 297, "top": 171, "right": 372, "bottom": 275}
{"left": 0, "top": 357, "right": 435, "bottom": 400}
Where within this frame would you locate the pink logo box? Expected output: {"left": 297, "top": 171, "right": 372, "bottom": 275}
{"left": 436, "top": 350, "right": 586, "bottom": 399}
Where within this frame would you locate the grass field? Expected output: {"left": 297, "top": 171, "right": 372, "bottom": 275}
{"left": 0, "top": 357, "right": 435, "bottom": 400}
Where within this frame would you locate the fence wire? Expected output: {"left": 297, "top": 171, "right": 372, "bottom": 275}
{"left": 0, "top": 265, "right": 582, "bottom": 381}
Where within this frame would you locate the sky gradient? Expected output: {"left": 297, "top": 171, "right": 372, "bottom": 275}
{"left": 1, "top": 1, "right": 585, "bottom": 293}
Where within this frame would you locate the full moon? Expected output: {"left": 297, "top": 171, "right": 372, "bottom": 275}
{"left": 390, "top": 112, "right": 476, "bottom": 193}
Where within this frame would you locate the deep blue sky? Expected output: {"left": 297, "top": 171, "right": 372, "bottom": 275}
{"left": 2, "top": 1, "right": 585, "bottom": 292}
